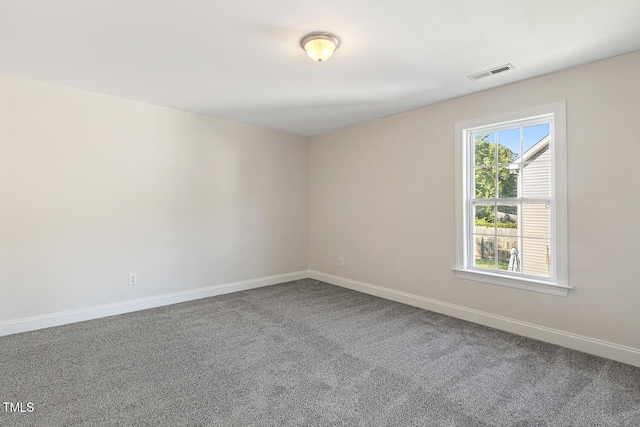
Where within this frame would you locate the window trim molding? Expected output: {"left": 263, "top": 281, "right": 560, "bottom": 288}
{"left": 454, "top": 101, "right": 570, "bottom": 297}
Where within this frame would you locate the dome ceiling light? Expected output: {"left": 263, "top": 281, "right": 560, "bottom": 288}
{"left": 300, "top": 32, "right": 340, "bottom": 63}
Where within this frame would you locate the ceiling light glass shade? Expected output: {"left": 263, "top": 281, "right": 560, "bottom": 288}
{"left": 300, "top": 32, "right": 340, "bottom": 62}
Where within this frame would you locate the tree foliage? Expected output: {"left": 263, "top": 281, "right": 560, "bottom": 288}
{"left": 474, "top": 135, "right": 518, "bottom": 224}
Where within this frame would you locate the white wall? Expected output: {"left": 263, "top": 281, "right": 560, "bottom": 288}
{"left": 0, "top": 74, "right": 308, "bottom": 323}
{"left": 309, "top": 51, "right": 640, "bottom": 351}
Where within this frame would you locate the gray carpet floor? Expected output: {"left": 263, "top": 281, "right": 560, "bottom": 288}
{"left": 1, "top": 279, "right": 639, "bottom": 426}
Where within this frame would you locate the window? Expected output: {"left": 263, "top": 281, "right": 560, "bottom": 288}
{"left": 454, "top": 102, "right": 570, "bottom": 296}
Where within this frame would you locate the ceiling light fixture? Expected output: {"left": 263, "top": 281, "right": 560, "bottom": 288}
{"left": 300, "top": 32, "right": 340, "bottom": 62}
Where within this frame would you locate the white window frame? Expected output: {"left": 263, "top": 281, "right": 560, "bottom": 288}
{"left": 454, "top": 101, "right": 571, "bottom": 297}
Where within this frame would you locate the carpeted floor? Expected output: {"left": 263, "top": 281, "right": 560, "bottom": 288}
{"left": 1, "top": 279, "right": 639, "bottom": 426}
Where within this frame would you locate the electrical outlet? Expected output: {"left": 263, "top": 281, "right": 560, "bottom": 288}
{"left": 338, "top": 257, "right": 344, "bottom": 267}
{"left": 128, "top": 273, "right": 137, "bottom": 286}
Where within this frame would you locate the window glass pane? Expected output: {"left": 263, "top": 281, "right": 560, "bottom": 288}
{"left": 498, "top": 165, "right": 519, "bottom": 198}
{"left": 497, "top": 128, "right": 520, "bottom": 162}
{"left": 475, "top": 167, "right": 496, "bottom": 198}
{"left": 497, "top": 204, "right": 518, "bottom": 235}
{"left": 522, "top": 158, "right": 550, "bottom": 198}
{"left": 474, "top": 204, "right": 495, "bottom": 233}
{"left": 474, "top": 133, "right": 496, "bottom": 166}
{"left": 521, "top": 238, "right": 551, "bottom": 277}
{"left": 474, "top": 235, "right": 495, "bottom": 270}
{"left": 498, "top": 237, "right": 519, "bottom": 272}
{"left": 521, "top": 204, "right": 550, "bottom": 238}
{"left": 523, "top": 124, "right": 549, "bottom": 155}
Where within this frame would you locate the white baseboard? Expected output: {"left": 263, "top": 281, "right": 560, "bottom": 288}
{"left": 5, "top": 269, "right": 638, "bottom": 367}
{"left": 0, "top": 271, "right": 309, "bottom": 337}
{"left": 309, "top": 270, "right": 640, "bottom": 368}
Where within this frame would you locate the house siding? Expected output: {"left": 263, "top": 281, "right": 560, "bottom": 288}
{"left": 521, "top": 145, "right": 551, "bottom": 276}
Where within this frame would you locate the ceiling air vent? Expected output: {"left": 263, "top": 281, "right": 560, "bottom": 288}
{"left": 468, "top": 63, "right": 515, "bottom": 81}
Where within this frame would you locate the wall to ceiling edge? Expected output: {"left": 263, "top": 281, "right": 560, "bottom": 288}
{"left": 308, "top": 51, "right": 640, "bottom": 358}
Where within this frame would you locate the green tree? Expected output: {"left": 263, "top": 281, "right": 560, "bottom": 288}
{"left": 474, "top": 135, "right": 518, "bottom": 223}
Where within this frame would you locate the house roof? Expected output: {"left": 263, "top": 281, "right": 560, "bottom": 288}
{"left": 507, "top": 134, "right": 550, "bottom": 170}
{"left": 522, "top": 134, "right": 550, "bottom": 163}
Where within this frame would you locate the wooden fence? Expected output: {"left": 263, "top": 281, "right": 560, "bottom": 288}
{"left": 475, "top": 226, "right": 517, "bottom": 263}
{"left": 475, "top": 226, "right": 550, "bottom": 276}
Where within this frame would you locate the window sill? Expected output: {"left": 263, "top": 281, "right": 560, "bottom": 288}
{"left": 452, "top": 268, "right": 572, "bottom": 297}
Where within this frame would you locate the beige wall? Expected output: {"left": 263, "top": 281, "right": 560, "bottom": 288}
{"left": 309, "top": 51, "right": 640, "bottom": 349}
{"left": 0, "top": 74, "right": 309, "bottom": 322}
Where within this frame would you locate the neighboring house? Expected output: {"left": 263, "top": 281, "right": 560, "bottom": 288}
{"left": 518, "top": 135, "right": 551, "bottom": 277}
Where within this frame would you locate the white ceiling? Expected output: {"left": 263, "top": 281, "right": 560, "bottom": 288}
{"left": 1, "top": 0, "right": 639, "bottom": 136}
